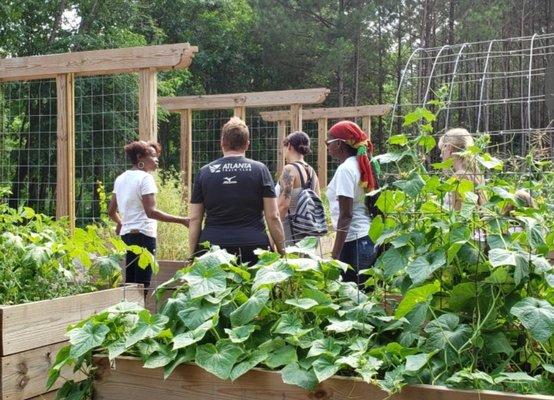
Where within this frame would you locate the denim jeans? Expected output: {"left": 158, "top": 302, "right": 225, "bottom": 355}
{"left": 339, "top": 235, "right": 378, "bottom": 284}
{"left": 121, "top": 232, "right": 156, "bottom": 288}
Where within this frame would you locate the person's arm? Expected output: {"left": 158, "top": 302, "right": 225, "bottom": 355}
{"left": 277, "top": 165, "right": 295, "bottom": 220}
{"left": 312, "top": 169, "right": 321, "bottom": 197}
{"left": 188, "top": 203, "right": 205, "bottom": 256}
{"left": 142, "top": 194, "right": 189, "bottom": 226}
{"left": 331, "top": 196, "right": 353, "bottom": 259}
{"left": 263, "top": 197, "right": 285, "bottom": 255}
{"left": 108, "top": 194, "right": 122, "bottom": 234}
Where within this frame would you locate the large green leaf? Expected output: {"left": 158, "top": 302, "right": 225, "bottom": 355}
{"left": 312, "top": 355, "right": 340, "bottom": 382}
{"left": 230, "top": 288, "right": 270, "bottom": 326}
{"left": 393, "top": 173, "right": 425, "bottom": 197}
{"left": 307, "top": 338, "right": 341, "bottom": 358}
{"left": 224, "top": 324, "right": 256, "bottom": 343}
{"left": 424, "top": 314, "right": 472, "bottom": 362}
{"left": 68, "top": 323, "right": 110, "bottom": 359}
{"left": 265, "top": 345, "right": 297, "bottom": 368}
{"left": 449, "top": 282, "right": 479, "bottom": 312}
{"left": 406, "top": 251, "right": 445, "bottom": 285}
{"left": 378, "top": 247, "right": 409, "bottom": 278}
{"left": 195, "top": 339, "right": 243, "bottom": 380}
{"left": 404, "top": 353, "right": 431, "bottom": 373}
{"left": 125, "top": 311, "right": 169, "bottom": 347}
{"left": 395, "top": 281, "right": 440, "bottom": 318}
{"left": 510, "top": 298, "right": 554, "bottom": 342}
{"left": 273, "top": 313, "right": 304, "bottom": 335}
{"left": 164, "top": 347, "right": 196, "bottom": 379}
{"left": 172, "top": 320, "right": 213, "bottom": 350}
{"left": 285, "top": 298, "right": 319, "bottom": 310}
{"left": 178, "top": 299, "right": 220, "bottom": 330}
{"left": 252, "top": 260, "right": 294, "bottom": 290}
{"left": 281, "top": 363, "right": 318, "bottom": 390}
{"left": 183, "top": 261, "right": 227, "bottom": 299}
{"left": 144, "top": 344, "right": 176, "bottom": 369}
{"left": 230, "top": 351, "right": 269, "bottom": 381}
{"left": 355, "top": 356, "right": 383, "bottom": 383}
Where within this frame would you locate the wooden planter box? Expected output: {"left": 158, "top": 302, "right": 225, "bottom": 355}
{"left": 0, "top": 285, "right": 144, "bottom": 400}
{"left": 94, "top": 357, "right": 552, "bottom": 400}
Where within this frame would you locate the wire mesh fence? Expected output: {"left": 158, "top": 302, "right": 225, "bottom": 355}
{"left": 0, "top": 79, "right": 58, "bottom": 215}
{"left": 74, "top": 74, "right": 139, "bottom": 224}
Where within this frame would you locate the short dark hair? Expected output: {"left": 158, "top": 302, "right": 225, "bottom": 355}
{"left": 221, "top": 117, "right": 249, "bottom": 150}
{"left": 283, "top": 131, "right": 311, "bottom": 155}
{"left": 124, "top": 141, "right": 161, "bottom": 164}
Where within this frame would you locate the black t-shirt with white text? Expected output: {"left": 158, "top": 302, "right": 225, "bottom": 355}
{"left": 191, "top": 156, "right": 276, "bottom": 246}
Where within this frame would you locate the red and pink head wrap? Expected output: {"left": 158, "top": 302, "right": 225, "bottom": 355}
{"left": 328, "top": 120, "right": 378, "bottom": 191}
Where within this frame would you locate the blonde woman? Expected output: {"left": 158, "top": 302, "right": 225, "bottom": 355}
{"left": 438, "top": 128, "right": 486, "bottom": 210}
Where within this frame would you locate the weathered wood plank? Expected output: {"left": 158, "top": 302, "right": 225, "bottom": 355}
{"left": 159, "top": 88, "right": 329, "bottom": 111}
{"left": 0, "top": 342, "right": 84, "bottom": 400}
{"left": 317, "top": 117, "right": 328, "bottom": 188}
{"left": 361, "top": 116, "right": 371, "bottom": 138}
{"left": 233, "top": 106, "right": 246, "bottom": 120}
{"left": 27, "top": 391, "right": 57, "bottom": 400}
{"left": 138, "top": 69, "right": 157, "bottom": 142}
{"left": 0, "top": 285, "right": 143, "bottom": 356}
{"left": 179, "top": 109, "right": 193, "bottom": 202}
{"left": 94, "top": 358, "right": 551, "bottom": 400}
{"left": 0, "top": 44, "right": 197, "bottom": 82}
{"left": 260, "top": 105, "right": 392, "bottom": 122}
{"left": 55, "top": 73, "right": 75, "bottom": 231}
{"left": 290, "top": 104, "right": 302, "bottom": 132}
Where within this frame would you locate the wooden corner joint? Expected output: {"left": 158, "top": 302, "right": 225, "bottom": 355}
{"left": 175, "top": 44, "right": 199, "bottom": 70}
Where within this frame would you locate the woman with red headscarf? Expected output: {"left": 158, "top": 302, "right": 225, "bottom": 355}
{"left": 326, "top": 120, "right": 379, "bottom": 284}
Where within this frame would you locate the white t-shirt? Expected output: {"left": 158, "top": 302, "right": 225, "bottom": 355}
{"left": 113, "top": 170, "right": 158, "bottom": 238}
{"left": 327, "top": 156, "right": 371, "bottom": 242}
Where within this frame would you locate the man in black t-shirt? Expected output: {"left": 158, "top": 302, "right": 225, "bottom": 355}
{"left": 188, "top": 117, "right": 285, "bottom": 264}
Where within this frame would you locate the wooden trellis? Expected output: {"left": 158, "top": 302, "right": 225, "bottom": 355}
{"left": 158, "top": 88, "right": 330, "bottom": 199}
{"left": 0, "top": 43, "right": 198, "bottom": 230}
{"left": 260, "top": 105, "right": 392, "bottom": 187}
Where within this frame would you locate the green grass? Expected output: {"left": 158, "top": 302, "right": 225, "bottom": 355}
{"left": 154, "top": 170, "right": 189, "bottom": 261}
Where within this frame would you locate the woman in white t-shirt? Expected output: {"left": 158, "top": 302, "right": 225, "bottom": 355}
{"left": 326, "top": 121, "right": 380, "bottom": 284}
{"left": 108, "top": 141, "right": 189, "bottom": 289}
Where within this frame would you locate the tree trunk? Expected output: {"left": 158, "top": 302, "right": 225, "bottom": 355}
{"left": 48, "top": 0, "right": 67, "bottom": 45}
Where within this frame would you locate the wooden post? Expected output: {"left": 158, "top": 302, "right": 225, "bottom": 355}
{"left": 290, "top": 104, "right": 302, "bottom": 132}
{"left": 276, "top": 120, "right": 287, "bottom": 176}
{"left": 56, "top": 73, "right": 75, "bottom": 231}
{"left": 317, "top": 118, "right": 328, "bottom": 188}
{"left": 180, "top": 109, "right": 193, "bottom": 202}
{"left": 233, "top": 106, "right": 246, "bottom": 120}
{"left": 361, "top": 116, "right": 371, "bottom": 138}
{"left": 138, "top": 69, "right": 157, "bottom": 142}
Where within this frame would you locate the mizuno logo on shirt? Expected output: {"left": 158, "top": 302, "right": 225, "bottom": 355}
{"left": 223, "top": 176, "right": 237, "bottom": 184}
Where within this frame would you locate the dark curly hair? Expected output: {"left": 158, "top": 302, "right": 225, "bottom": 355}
{"left": 283, "top": 131, "right": 311, "bottom": 155}
{"left": 124, "top": 141, "right": 161, "bottom": 165}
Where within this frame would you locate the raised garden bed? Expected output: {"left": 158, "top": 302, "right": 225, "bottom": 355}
{"left": 94, "top": 357, "right": 553, "bottom": 400}
{"left": 0, "top": 285, "right": 144, "bottom": 400}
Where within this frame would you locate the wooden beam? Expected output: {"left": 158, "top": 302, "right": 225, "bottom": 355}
{"left": 159, "top": 88, "right": 329, "bottom": 111}
{"left": 276, "top": 121, "right": 287, "bottom": 177}
{"left": 233, "top": 106, "right": 246, "bottom": 120}
{"left": 0, "top": 285, "right": 143, "bottom": 356}
{"left": 290, "top": 104, "right": 302, "bottom": 132}
{"left": 260, "top": 104, "right": 392, "bottom": 122}
{"left": 317, "top": 118, "right": 328, "bottom": 188}
{"left": 0, "top": 43, "right": 198, "bottom": 82}
{"left": 55, "top": 73, "right": 75, "bottom": 231}
{"left": 180, "top": 110, "right": 193, "bottom": 202}
{"left": 0, "top": 341, "right": 86, "bottom": 399}
{"left": 138, "top": 69, "right": 157, "bottom": 142}
{"left": 361, "top": 116, "right": 371, "bottom": 138}
{"left": 94, "top": 357, "right": 550, "bottom": 400}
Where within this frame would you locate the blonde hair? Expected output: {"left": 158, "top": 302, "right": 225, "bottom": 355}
{"left": 439, "top": 128, "right": 486, "bottom": 208}
{"left": 221, "top": 117, "right": 249, "bottom": 150}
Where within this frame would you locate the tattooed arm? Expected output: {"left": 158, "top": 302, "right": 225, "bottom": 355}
{"left": 277, "top": 164, "right": 296, "bottom": 220}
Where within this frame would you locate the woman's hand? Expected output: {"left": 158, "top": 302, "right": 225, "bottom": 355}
{"left": 115, "top": 222, "right": 122, "bottom": 235}
{"left": 181, "top": 217, "right": 190, "bottom": 227}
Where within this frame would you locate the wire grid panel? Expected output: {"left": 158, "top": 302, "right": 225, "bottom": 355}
{"left": 74, "top": 74, "right": 139, "bottom": 224}
{"left": 246, "top": 108, "right": 279, "bottom": 180}
{"left": 0, "top": 79, "right": 58, "bottom": 215}
{"left": 391, "top": 33, "right": 554, "bottom": 163}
